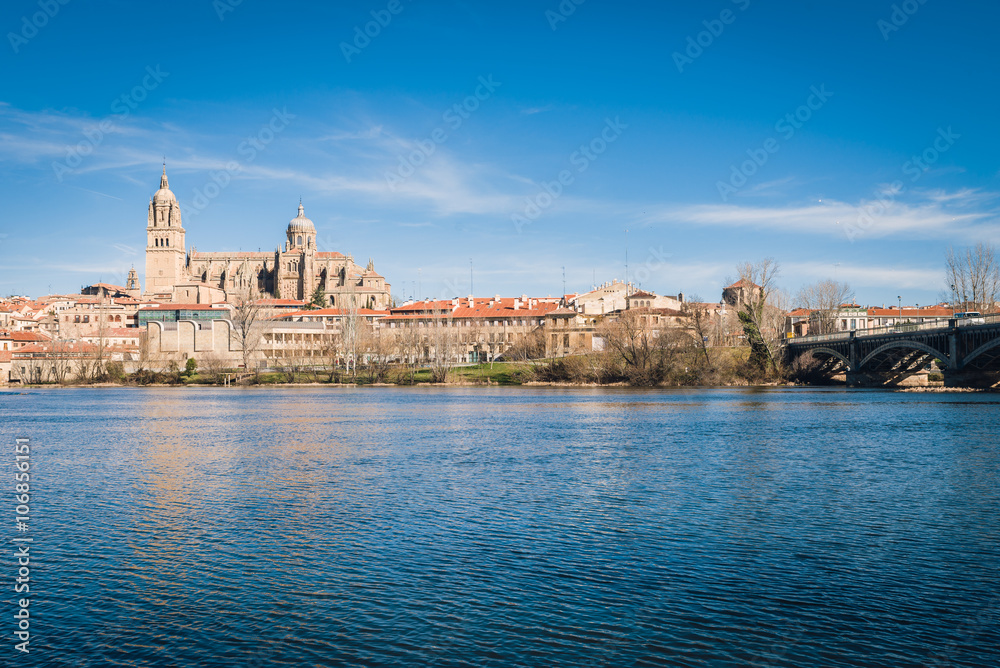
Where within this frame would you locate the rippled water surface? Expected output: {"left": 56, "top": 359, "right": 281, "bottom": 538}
{"left": 2, "top": 387, "right": 999, "bottom": 667}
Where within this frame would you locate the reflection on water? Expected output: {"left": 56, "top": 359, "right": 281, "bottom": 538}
{"left": 2, "top": 387, "right": 999, "bottom": 667}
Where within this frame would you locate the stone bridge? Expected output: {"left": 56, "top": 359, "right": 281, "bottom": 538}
{"left": 784, "top": 316, "right": 1000, "bottom": 387}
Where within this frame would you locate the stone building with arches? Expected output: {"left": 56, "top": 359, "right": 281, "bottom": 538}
{"left": 143, "top": 167, "right": 392, "bottom": 309}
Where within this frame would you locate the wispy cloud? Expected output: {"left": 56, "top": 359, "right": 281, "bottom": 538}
{"left": 644, "top": 189, "right": 1000, "bottom": 242}
{"left": 520, "top": 104, "right": 554, "bottom": 115}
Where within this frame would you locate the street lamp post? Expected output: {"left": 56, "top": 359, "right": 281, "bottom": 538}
{"left": 898, "top": 296, "right": 902, "bottom": 324}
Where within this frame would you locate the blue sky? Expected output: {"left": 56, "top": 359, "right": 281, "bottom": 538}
{"left": 1, "top": 0, "right": 998, "bottom": 306}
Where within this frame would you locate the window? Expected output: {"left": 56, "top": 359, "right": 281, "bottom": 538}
{"left": 297, "top": 235, "right": 303, "bottom": 246}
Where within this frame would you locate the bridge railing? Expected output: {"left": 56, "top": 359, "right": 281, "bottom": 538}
{"left": 787, "top": 312, "right": 1000, "bottom": 345}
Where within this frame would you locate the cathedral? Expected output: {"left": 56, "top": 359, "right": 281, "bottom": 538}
{"left": 143, "top": 167, "right": 392, "bottom": 308}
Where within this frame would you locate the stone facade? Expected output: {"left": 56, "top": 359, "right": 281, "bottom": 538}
{"left": 142, "top": 168, "right": 392, "bottom": 309}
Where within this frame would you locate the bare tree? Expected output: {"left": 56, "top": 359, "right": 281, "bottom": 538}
{"left": 683, "top": 296, "right": 714, "bottom": 369}
{"left": 428, "top": 311, "right": 457, "bottom": 383}
{"left": 505, "top": 328, "right": 545, "bottom": 362}
{"left": 200, "top": 350, "right": 230, "bottom": 384}
{"left": 597, "top": 310, "right": 660, "bottom": 385}
{"left": 229, "top": 285, "right": 275, "bottom": 379}
{"left": 795, "top": 279, "right": 855, "bottom": 335}
{"left": 341, "top": 284, "right": 361, "bottom": 378}
{"left": 361, "top": 327, "right": 396, "bottom": 383}
{"left": 946, "top": 243, "right": 1000, "bottom": 314}
{"left": 395, "top": 323, "right": 423, "bottom": 382}
{"left": 318, "top": 327, "right": 343, "bottom": 382}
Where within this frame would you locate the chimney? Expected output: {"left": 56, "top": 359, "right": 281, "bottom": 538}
{"left": 467, "top": 295, "right": 474, "bottom": 307}
{"left": 513, "top": 299, "right": 520, "bottom": 310}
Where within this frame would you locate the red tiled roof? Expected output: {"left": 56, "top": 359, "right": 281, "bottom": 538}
{"left": 10, "top": 332, "right": 51, "bottom": 342}
{"left": 102, "top": 328, "right": 141, "bottom": 337}
{"left": 383, "top": 298, "right": 558, "bottom": 321}
{"left": 14, "top": 342, "right": 87, "bottom": 355}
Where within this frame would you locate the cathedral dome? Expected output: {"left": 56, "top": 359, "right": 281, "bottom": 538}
{"left": 287, "top": 202, "right": 315, "bottom": 234}
{"left": 153, "top": 166, "right": 176, "bottom": 203}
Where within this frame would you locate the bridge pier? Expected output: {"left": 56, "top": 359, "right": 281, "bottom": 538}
{"left": 942, "top": 369, "right": 1000, "bottom": 389}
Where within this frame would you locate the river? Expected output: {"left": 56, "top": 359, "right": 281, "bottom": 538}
{"left": 2, "top": 387, "right": 998, "bottom": 666}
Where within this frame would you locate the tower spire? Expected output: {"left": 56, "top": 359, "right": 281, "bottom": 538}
{"left": 160, "top": 160, "right": 169, "bottom": 189}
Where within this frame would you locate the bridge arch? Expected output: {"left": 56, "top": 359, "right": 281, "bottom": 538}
{"left": 858, "top": 341, "right": 949, "bottom": 371}
{"left": 800, "top": 346, "right": 851, "bottom": 371}
{"left": 963, "top": 337, "right": 1000, "bottom": 369}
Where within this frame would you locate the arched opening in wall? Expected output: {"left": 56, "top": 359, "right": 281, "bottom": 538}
{"left": 330, "top": 295, "right": 336, "bottom": 306}
{"left": 297, "top": 235, "right": 303, "bottom": 246}
{"left": 165, "top": 238, "right": 169, "bottom": 247}
{"left": 202, "top": 272, "right": 208, "bottom": 283}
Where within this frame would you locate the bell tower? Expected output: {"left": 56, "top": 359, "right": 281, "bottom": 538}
{"left": 144, "top": 164, "right": 186, "bottom": 297}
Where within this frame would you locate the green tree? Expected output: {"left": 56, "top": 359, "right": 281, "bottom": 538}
{"left": 308, "top": 283, "right": 326, "bottom": 310}
{"left": 733, "top": 259, "right": 784, "bottom": 379}
{"left": 183, "top": 357, "right": 198, "bottom": 378}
